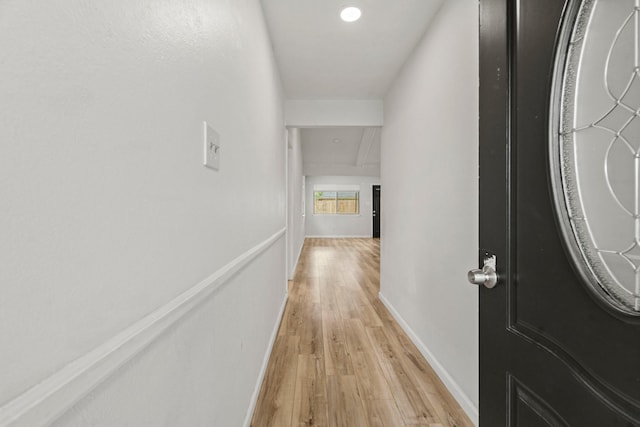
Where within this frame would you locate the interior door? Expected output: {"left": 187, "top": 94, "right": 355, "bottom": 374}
{"left": 373, "top": 185, "right": 381, "bottom": 238}
{"left": 479, "top": 0, "right": 640, "bottom": 425}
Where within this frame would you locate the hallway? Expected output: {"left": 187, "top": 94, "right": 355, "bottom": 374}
{"left": 251, "top": 238, "right": 473, "bottom": 427}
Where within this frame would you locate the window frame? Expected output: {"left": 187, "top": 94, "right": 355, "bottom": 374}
{"left": 313, "top": 189, "right": 360, "bottom": 215}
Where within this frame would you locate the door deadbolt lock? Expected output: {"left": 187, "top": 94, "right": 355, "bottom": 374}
{"left": 468, "top": 255, "right": 498, "bottom": 288}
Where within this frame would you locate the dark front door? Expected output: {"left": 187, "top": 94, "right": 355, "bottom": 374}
{"left": 479, "top": 0, "right": 640, "bottom": 425}
{"left": 373, "top": 185, "right": 381, "bottom": 238}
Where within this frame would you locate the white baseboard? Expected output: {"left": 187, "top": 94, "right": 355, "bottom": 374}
{"left": 242, "top": 292, "right": 288, "bottom": 427}
{"left": 378, "top": 292, "right": 479, "bottom": 426}
{"left": 294, "top": 240, "right": 303, "bottom": 268}
{"left": 0, "top": 228, "right": 286, "bottom": 427}
{"left": 288, "top": 239, "right": 305, "bottom": 280}
{"left": 305, "top": 235, "right": 372, "bottom": 238}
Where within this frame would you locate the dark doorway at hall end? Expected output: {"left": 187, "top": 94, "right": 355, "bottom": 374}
{"left": 372, "top": 185, "right": 380, "bottom": 238}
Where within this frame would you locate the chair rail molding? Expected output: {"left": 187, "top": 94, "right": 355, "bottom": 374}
{"left": 0, "top": 228, "right": 286, "bottom": 427}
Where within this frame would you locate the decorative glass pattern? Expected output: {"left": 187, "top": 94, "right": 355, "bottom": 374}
{"left": 553, "top": 0, "right": 640, "bottom": 314}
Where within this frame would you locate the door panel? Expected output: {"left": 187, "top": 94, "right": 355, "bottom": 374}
{"left": 479, "top": 0, "right": 640, "bottom": 425}
{"left": 373, "top": 185, "right": 380, "bottom": 238}
{"left": 509, "top": 375, "right": 569, "bottom": 427}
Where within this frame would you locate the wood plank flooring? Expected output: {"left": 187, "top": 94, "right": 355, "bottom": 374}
{"left": 251, "top": 238, "right": 474, "bottom": 427}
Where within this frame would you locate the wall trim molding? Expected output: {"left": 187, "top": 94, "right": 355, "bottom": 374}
{"left": 242, "top": 291, "right": 288, "bottom": 427}
{"left": 378, "top": 292, "right": 479, "bottom": 426}
{"left": 288, "top": 239, "right": 305, "bottom": 280}
{"left": 294, "top": 239, "right": 304, "bottom": 268}
{"left": 0, "top": 228, "right": 287, "bottom": 427}
{"left": 305, "top": 235, "right": 372, "bottom": 238}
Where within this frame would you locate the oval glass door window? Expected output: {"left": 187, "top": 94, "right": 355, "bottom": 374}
{"left": 551, "top": 0, "right": 640, "bottom": 315}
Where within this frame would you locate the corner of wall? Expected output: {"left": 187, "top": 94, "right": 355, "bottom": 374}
{"left": 378, "top": 292, "right": 479, "bottom": 425}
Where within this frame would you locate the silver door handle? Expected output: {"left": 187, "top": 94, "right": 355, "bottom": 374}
{"left": 468, "top": 255, "right": 498, "bottom": 288}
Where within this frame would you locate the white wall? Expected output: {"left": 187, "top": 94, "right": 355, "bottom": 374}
{"left": 285, "top": 100, "right": 384, "bottom": 127}
{"left": 305, "top": 176, "right": 380, "bottom": 238}
{"left": 0, "top": 1, "right": 286, "bottom": 425}
{"left": 287, "top": 128, "right": 305, "bottom": 279}
{"left": 380, "top": 0, "right": 479, "bottom": 424}
{"left": 303, "top": 163, "right": 380, "bottom": 178}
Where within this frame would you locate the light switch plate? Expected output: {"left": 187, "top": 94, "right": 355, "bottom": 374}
{"left": 203, "top": 122, "right": 220, "bottom": 170}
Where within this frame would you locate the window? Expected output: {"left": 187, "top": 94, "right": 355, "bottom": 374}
{"left": 314, "top": 190, "right": 359, "bottom": 214}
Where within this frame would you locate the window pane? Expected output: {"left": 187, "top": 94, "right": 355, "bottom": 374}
{"left": 313, "top": 190, "right": 359, "bottom": 214}
{"left": 337, "top": 191, "right": 359, "bottom": 214}
{"left": 314, "top": 191, "right": 337, "bottom": 214}
{"left": 316, "top": 191, "right": 337, "bottom": 199}
{"left": 337, "top": 191, "right": 356, "bottom": 199}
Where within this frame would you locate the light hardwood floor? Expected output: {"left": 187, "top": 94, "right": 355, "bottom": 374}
{"left": 251, "top": 238, "right": 474, "bottom": 427}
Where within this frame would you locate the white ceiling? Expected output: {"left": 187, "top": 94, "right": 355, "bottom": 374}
{"left": 261, "top": 0, "right": 443, "bottom": 175}
{"left": 261, "top": 0, "right": 444, "bottom": 99}
{"left": 301, "top": 127, "right": 380, "bottom": 176}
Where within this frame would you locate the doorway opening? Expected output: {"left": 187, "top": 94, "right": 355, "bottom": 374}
{"left": 372, "top": 185, "right": 380, "bottom": 238}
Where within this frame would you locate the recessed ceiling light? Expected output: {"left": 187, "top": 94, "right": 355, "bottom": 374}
{"left": 332, "top": 138, "right": 341, "bottom": 144}
{"left": 340, "top": 6, "right": 362, "bottom": 22}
